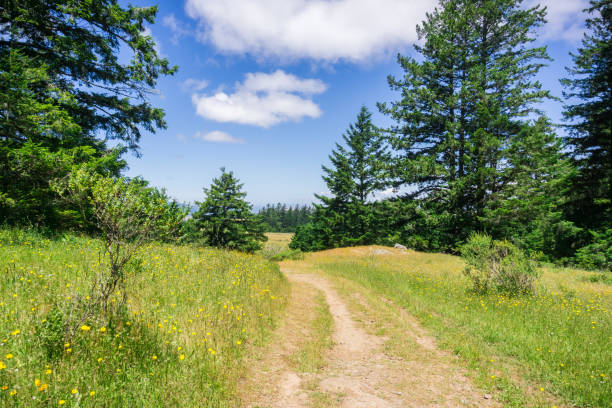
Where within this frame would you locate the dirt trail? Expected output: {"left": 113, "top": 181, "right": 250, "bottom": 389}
{"left": 241, "top": 266, "right": 501, "bottom": 407}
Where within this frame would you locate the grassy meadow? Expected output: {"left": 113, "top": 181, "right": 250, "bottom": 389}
{"left": 0, "top": 228, "right": 288, "bottom": 407}
{"left": 301, "top": 247, "right": 611, "bottom": 408}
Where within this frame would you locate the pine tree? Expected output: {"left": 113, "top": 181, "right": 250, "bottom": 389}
{"left": 0, "top": 0, "right": 176, "bottom": 151}
{"left": 484, "top": 118, "right": 578, "bottom": 258}
{"left": 193, "top": 168, "right": 266, "bottom": 253}
{"left": 379, "top": 0, "right": 552, "bottom": 249}
{"left": 291, "top": 107, "right": 388, "bottom": 250}
{"left": 562, "top": 0, "right": 612, "bottom": 232}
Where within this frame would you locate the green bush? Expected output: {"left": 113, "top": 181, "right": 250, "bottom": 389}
{"left": 461, "top": 233, "right": 539, "bottom": 296}
{"left": 574, "top": 228, "right": 612, "bottom": 271}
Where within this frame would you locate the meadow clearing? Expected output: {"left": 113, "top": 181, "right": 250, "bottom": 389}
{"left": 1, "top": 229, "right": 610, "bottom": 407}
{"left": 0, "top": 228, "right": 288, "bottom": 407}
{"left": 289, "top": 247, "right": 611, "bottom": 407}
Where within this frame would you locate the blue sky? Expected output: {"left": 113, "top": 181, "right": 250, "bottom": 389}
{"left": 124, "top": 0, "right": 590, "bottom": 207}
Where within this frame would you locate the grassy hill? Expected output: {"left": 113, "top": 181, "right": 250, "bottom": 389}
{"left": 0, "top": 228, "right": 288, "bottom": 407}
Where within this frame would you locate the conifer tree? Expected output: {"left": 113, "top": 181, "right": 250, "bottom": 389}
{"left": 193, "top": 168, "right": 266, "bottom": 253}
{"left": 291, "top": 107, "right": 388, "bottom": 250}
{"left": 379, "top": 0, "right": 552, "bottom": 249}
{"left": 562, "top": 0, "right": 612, "bottom": 232}
{"left": 484, "top": 118, "right": 578, "bottom": 258}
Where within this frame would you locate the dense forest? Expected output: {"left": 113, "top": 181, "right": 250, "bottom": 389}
{"left": 258, "top": 204, "right": 313, "bottom": 232}
{"left": 0, "top": 0, "right": 610, "bottom": 269}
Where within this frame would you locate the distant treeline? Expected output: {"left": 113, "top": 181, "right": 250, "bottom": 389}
{"left": 258, "top": 204, "right": 313, "bottom": 232}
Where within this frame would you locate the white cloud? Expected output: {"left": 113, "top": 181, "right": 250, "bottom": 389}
{"left": 191, "top": 70, "right": 326, "bottom": 127}
{"left": 184, "top": 0, "right": 587, "bottom": 62}
{"left": 182, "top": 78, "right": 209, "bottom": 92}
{"left": 162, "top": 13, "right": 191, "bottom": 44}
{"left": 195, "top": 130, "right": 245, "bottom": 144}
{"left": 243, "top": 71, "right": 326, "bottom": 94}
{"left": 527, "top": 0, "right": 589, "bottom": 42}
{"left": 185, "top": 0, "right": 434, "bottom": 62}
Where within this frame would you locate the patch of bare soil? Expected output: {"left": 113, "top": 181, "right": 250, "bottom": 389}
{"left": 242, "top": 266, "right": 501, "bottom": 407}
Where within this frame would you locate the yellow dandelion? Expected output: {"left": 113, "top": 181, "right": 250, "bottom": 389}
{"left": 71, "top": 388, "right": 78, "bottom": 394}
{"left": 179, "top": 354, "right": 185, "bottom": 360}
{"left": 11, "top": 330, "right": 20, "bottom": 336}
{"left": 46, "top": 369, "right": 52, "bottom": 374}
{"left": 89, "top": 391, "right": 95, "bottom": 396}
{"left": 81, "top": 325, "right": 91, "bottom": 331}
{"left": 540, "top": 387, "right": 545, "bottom": 392}
{"left": 0, "top": 361, "right": 5, "bottom": 370}
{"left": 5, "top": 354, "right": 13, "bottom": 360}
{"left": 100, "top": 327, "right": 106, "bottom": 333}
{"left": 59, "top": 400, "right": 66, "bottom": 405}
{"left": 97, "top": 357, "right": 102, "bottom": 363}
{"left": 9, "top": 389, "right": 17, "bottom": 396}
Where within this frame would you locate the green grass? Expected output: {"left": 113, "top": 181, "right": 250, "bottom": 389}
{"left": 309, "top": 248, "right": 611, "bottom": 408}
{"left": 291, "top": 292, "right": 333, "bottom": 373}
{"left": 0, "top": 228, "right": 288, "bottom": 407}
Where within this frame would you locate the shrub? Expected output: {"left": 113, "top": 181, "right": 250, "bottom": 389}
{"left": 574, "top": 228, "right": 612, "bottom": 271}
{"left": 52, "top": 168, "right": 186, "bottom": 328}
{"left": 461, "top": 233, "right": 539, "bottom": 296}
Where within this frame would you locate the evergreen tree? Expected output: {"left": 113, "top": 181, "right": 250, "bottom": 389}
{"left": 483, "top": 118, "right": 579, "bottom": 259}
{"left": 291, "top": 107, "right": 388, "bottom": 250}
{"left": 193, "top": 168, "right": 266, "bottom": 253}
{"left": 0, "top": 0, "right": 176, "bottom": 151}
{"left": 562, "top": 0, "right": 612, "bottom": 233}
{"left": 379, "top": 0, "right": 552, "bottom": 249}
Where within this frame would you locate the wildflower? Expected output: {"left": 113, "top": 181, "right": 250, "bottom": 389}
{"left": 236, "top": 340, "right": 242, "bottom": 345}
{"left": 89, "top": 391, "right": 95, "bottom": 396}
{"left": 11, "top": 330, "right": 20, "bottom": 336}
{"left": 152, "top": 355, "right": 157, "bottom": 360}
{"left": 0, "top": 362, "right": 5, "bottom": 370}
{"left": 179, "top": 354, "right": 185, "bottom": 360}
{"left": 539, "top": 387, "right": 545, "bottom": 392}
{"left": 59, "top": 400, "right": 66, "bottom": 405}
{"left": 97, "top": 357, "right": 102, "bottom": 363}
{"left": 100, "top": 327, "right": 106, "bottom": 333}
{"left": 46, "top": 369, "right": 52, "bottom": 374}
{"left": 9, "top": 389, "right": 17, "bottom": 396}
{"left": 72, "top": 388, "right": 78, "bottom": 394}
{"left": 5, "top": 354, "right": 13, "bottom": 359}
{"left": 81, "top": 325, "right": 91, "bottom": 331}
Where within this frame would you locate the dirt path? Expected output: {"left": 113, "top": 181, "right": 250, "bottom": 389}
{"left": 240, "top": 266, "right": 501, "bottom": 407}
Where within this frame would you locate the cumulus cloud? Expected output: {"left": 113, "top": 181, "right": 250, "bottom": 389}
{"left": 527, "top": 0, "right": 589, "bottom": 42}
{"left": 191, "top": 70, "right": 326, "bottom": 127}
{"left": 184, "top": 0, "right": 587, "bottom": 62}
{"left": 185, "top": 0, "right": 435, "bottom": 62}
{"left": 195, "top": 130, "right": 245, "bottom": 144}
{"left": 182, "top": 78, "right": 209, "bottom": 92}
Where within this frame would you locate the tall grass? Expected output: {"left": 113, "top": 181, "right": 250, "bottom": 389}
{"left": 0, "top": 228, "right": 288, "bottom": 407}
{"left": 311, "top": 248, "right": 611, "bottom": 407}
